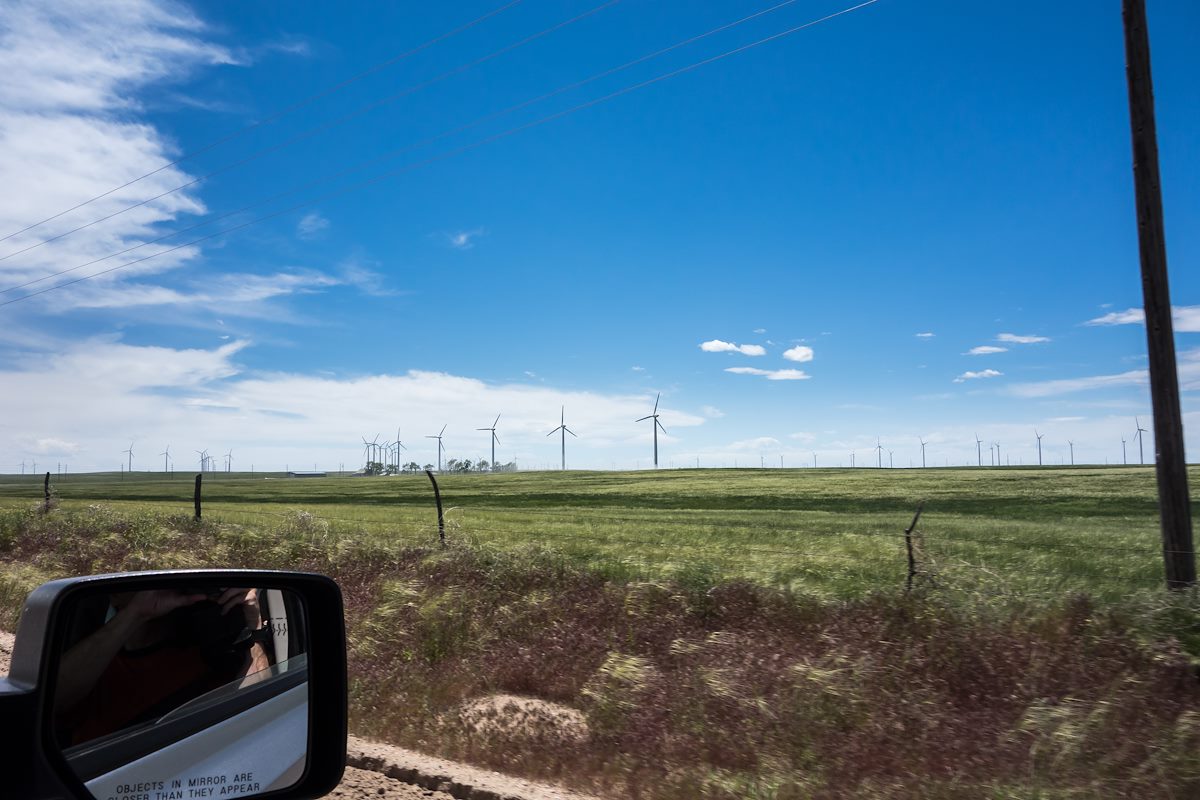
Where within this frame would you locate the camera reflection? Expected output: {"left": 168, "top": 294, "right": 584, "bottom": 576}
{"left": 55, "top": 587, "right": 273, "bottom": 746}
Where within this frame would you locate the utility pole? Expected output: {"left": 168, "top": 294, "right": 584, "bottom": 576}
{"left": 1123, "top": 0, "right": 1194, "bottom": 588}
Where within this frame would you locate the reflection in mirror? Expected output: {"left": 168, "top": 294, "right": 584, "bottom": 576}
{"left": 52, "top": 584, "right": 309, "bottom": 800}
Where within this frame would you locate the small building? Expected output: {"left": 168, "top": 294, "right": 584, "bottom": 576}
{"left": 287, "top": 470, "right": 327, "bottom": 478}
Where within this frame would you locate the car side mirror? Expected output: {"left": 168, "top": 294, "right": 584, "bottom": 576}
{"left": 0, "top": 570, "right": 347, "bottom": 800}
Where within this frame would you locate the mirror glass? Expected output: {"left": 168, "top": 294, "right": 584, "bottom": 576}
{"left": 51, "top": 583, "right": 309, "bottom": 800}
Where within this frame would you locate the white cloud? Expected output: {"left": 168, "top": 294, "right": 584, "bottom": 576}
{"left": 729, "top": 437, "right": 782, "bottom": 451}
{"left": 997, "top": 333, "right": 1050, "bottom": 344}
{"left": 631, "top": 366, "right": 645, "bottom": 372}
{"left": 915, "top": 332, "right": 935, "bottom": 339}
{"left": 782, "top": 345, "right": 814, "bottom": 363}
{"left": 0, "top": 0, "right": 234, "bottom": 305}
{"left": 753, "top": 328, "right": 766, "bottom": 334}
{"left": 446, "top": 228, "right": 484, "bottom": 250}
{"left": 700, "top": 340, "right": 766, "bottom": 356}
{"left": 0, "top": 338, "right": 708, "bottom": 471}
{"left": 953, "top": 369, "right": 1003, "bottom": 383}
{"left": 297, "top": 212, "right": 329, "bottom": 239}
{"left": 1085, "top": 305, "right": 1200, "bottom": 333}
{"left": 966, "top": 345, "right": 1008, "bottom": 356}
{"left": 700, "top": 405, "right": 724, "bottom": 418}
{"left": 725, "top": 367, "right": 810, "bottom": 381}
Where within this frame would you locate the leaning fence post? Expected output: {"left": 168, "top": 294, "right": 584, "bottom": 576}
{"left": 194, "top": 474, "right": 203, "bottom": 520}
{"left": 425, "top": 469, "right": 445, "bottom": 547}
{"left": 42, "top": 471, "right": 51, "bottom": 513}
{"left": 905, "top": 502, "right": 925, "bottom": 593}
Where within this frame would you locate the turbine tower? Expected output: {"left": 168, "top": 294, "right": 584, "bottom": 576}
{"left": 394, "top": 428, "right": 406, "bottom": 472}
{"left": 160, "top": 445, "right": 170, "bottom": 473}
{"left": 975, "top": 433, "right": 982, "bottom": 467}
{"left": 1068, "top": 440, "right": 1075, "bottom": 466}
{"left": 1121, "top": 436, "right": 1127, "bottom": 465}
{"left": 224, "top": 449, "right": 233, "bottom": 473}
{"left": 918, "top": 437, "right": 927, "bottom": 468}
{"left": 1134, "top": 417, "right": 1148, "bottom": 464}
{"left": 875, "top": 437, "right": 884, "bottom": 469}
{"left": 477, "top": 414, "right": 500, "bottom": 472}
{"left": 427, "top": 425, "right": 447, "bottom": 472}
{"left": 547, "top": 407, "right": 576, "bottom": 471}
{"left": 1035, "top": 429, "right": 1044, "bottom": 466}
{"left": 636, "top": 394, "right": 667, "bottom": 468}
{"left": 122, "top": 441, "right": 134, "bottom": 473}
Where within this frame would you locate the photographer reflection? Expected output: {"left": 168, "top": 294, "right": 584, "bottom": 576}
{"left": 55, "top": 587, "right": 271, "bottom": 745}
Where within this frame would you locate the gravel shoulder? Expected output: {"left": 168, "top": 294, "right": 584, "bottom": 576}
{"left": 1, "top": 630, "right": 597, "bottom": 800}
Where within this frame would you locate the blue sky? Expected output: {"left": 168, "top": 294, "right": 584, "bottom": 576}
{"left": 0, "top": 0, "right": 1197, "bottom": 472}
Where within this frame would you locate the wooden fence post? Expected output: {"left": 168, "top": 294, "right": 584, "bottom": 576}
{"left": 425, "top": 469, "right": 445, "bottom": 547}
{"left": 42, "top": 471, "right": 51, "bottom": 513}
{"left": 905, "top": 502, "right": 925, "bottom": 593}
{"left": 194, "top": 474, "right": 203, "bottom": 520}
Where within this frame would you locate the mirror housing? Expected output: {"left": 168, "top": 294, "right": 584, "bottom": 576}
{"left": 0, "top": 570, "right": 346, "bottom": 800}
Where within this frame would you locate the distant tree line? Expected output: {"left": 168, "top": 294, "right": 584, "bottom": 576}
{"left": 362, "top": 459, "right": 517, "bottom": 475}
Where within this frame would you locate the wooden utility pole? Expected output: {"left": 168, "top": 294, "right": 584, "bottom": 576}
{"left": 1122, "top": 0, "right": 1194, "bottom": 588}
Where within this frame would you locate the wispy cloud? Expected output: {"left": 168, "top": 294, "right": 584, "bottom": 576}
{"left": 700, "top": 405, "right": 724, "bottom": 418}
{"left": 1007, "top": 369, "right": 1146, "bottom": 397}
{"left": 1085, "top": 305, "right": 1200, "bottom": 333}
{"left": 700, "top": 340, "right": 766, "bottom": 356}
{"left": 953, "top": 369, "right": 1003, "bottom": 383}
{"left": 729, "top": 436, "right": 782, "bottom": 451}
{"left": 966, "top": 345, "right": 1008, "bottom": 356}
{"left": 445, "top": 228, "right": 484, "bottom": 250}
{"left": 997, "top": 333, "right": 1050, "bottom": 344}
{"left": 725, "top": 367, "right": 810, "bottom": 381}
{"left": 297, "top": 211, "right": 329, "bottom": 239}
{"left": 0, "top": 0, "right": 239, "bottom": 308}
{"left": 782, "top": 345, "right": 814, "bottom": 363}
{"left": 915, "top": 332, "right": 935, "bottom": 339}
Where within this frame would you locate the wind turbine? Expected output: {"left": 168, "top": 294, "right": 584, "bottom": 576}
{"left": 1121, "top": 436, "right": 1127, "bottom": 465}
{"left": 394, "top": 428, "right": 406, "bottom": 472}
{"left": 1134, "top": 417, "right": 1148, "bottom": 464}
{"left": 427, "top": 425, "right": 447, "bottom": 472}
{"left": 547, "top": 407, "right": 576, "bottom": 471}
{"left": 122, "top": 441, "right": 134, "bottom": 473}
{"left": 1035, "top": 429, "right": 1044, "bottom": 466}
{"left": 160, "top": 445, "right": 170, "bottom": 473}
{"left": 477, "top": 414, "right": 500, "bottom": 472}
{"left": 875, "top": 437, "right": 884, "bottom": 469}
{"left": 636, "top": 393, "right": 667, "bottom": 468}
{"left": 1068, "top": 440, "right": 1075, "bottom": 466}
{"left": 975, "top": 433, "right": 982, "bottom": 467}
{"left": 224, "top": 449, "right": 233, "bottom": 473}
{"left": 887, "top": 449, "right": 894, "bottom": 469}
{"left": 918, "top": 437, "right": 927, "bottom": 468}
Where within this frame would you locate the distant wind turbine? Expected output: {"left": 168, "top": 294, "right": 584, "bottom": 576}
{"left": 975, "top": 433, "right": 982, "bottom": 467}
{"left": 875, "top": 437, "right": 884, "bottom": 469}
{"left": 636, "top": 393, "right": 667, "bottom": 468}
{"left": 427, "top": 425, "right": 447, "bottom": 472}
{"left": 224, "top": 449, "right": 233, "bottom": 473}
{"left": 477, "top": 414, "right": 500, "bottom": 472}
{"left": 887, "top": 449, "right": 894, "bottom": 469}
{"left": 1035, "top": 429, "right": 1044, "bottom": 466}
{"left": 1068, "top": 440, "right": 1074, "bottom": 466}
{"left": 160, "top": 445, "right": 170, "bottom": 473}
{"left": 394, "top": 428, "right": 406, "bottom": 472}
{"left": 918, "top": 437, "right": 927, "bottom": 468}
{"left": 122, "top": 441, "right": 134, "bottom": 473}
{"left": 547, "top": 407, "right": 576, "bottom": 471}
{"left": 1121, "top": 436, "right": 1127, "bottom": 465}
{"left": 1134, "top": 417, "right": 1148, "bottom": 465}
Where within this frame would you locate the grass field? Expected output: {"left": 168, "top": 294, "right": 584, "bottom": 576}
{"left": 0, "top": 465, "right": 1191, "bottom": 600}
{"left": 2, "top": 466, "right": 1199, "bottom": 798}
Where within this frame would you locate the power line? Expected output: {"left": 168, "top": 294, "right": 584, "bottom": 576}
{"left": 0, "top": 0, "right": 620, "bottom": 266}
{"left": 0, "top": 0, "right": 882, "bottom": 308}
{"left": 0, "top": 0, "right": 525, "bottom": 246}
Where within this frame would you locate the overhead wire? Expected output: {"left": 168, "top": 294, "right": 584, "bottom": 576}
{"left": 0, "top": 0, "right": 621, "bottom": 266}
{"left": 0, "top": 0, "right": 883, "bottom": 308}
{"left": 0, "top": 0, "right": 799, "bottom": 296}
{"left": 0, "top": 0, "right": 525, "bottom": 245}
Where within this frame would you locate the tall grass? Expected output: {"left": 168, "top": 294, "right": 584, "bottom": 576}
{"left": 2, "top": 499, "right": 1199, "bottom": 798}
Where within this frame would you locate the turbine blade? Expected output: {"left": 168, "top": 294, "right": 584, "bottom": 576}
{"left": 653, "top": 392, "right": 660, "bottom": 413}
{"left": 493, "top": 413, "right": 501, "bottom": 427}
{"left": 567, "top": 427, "right": 577, "bottom": 437}
{"left": 636, "top": 415, "right": 652, "bottom": 422}
{"left": 440, "top": 424, "right": 447, "bottom": 436}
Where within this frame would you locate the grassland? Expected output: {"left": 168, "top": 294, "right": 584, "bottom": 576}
{"left": 2, "top": 466, "right": 1198, "bottom": 798}
{"left": 0, "top": 465, "right": 1188, "bottom": 600}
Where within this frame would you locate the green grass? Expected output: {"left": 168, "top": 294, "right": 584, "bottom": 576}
{"left": 0, "top": 466, "right": 1190, "bottom": 601}
{"left": 2, "top": 468, "right": 1199, "bottom": 799}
